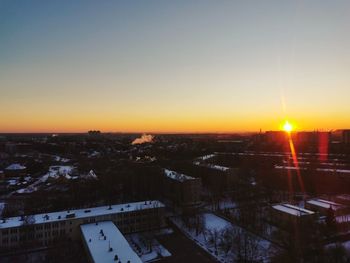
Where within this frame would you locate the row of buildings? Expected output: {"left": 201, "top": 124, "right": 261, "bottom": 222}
{"left": 263, "top": 129, "right": 350, "bottom": 146}
{"left": 271, "top": 195, "right": 350, "bottom": 227}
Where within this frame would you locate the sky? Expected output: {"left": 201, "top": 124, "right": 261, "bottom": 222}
{"left": 1, "top": 0, "right": 349, "bottom": 133}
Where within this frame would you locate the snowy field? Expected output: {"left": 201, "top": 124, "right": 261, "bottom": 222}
{"left": 172, "top": 213, "right": 278, "bottom": 262}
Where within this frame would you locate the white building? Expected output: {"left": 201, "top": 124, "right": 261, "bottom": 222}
{"left": 80, "top": 221, "right": 142, "bottom": 263}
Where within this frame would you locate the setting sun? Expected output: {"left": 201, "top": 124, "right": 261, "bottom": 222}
{"left": 282, "top": 121, "right": 293, "bottom": 133}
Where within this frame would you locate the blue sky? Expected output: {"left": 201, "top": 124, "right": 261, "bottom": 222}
{"left": 1, "top": 0, "right": 349, "bottom": 132}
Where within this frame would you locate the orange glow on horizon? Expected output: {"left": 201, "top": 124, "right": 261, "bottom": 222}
{"left": 0, "top": 112, "right": 347, "bottom": 134}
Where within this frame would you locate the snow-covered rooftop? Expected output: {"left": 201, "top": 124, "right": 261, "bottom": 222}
{"left": 193, "top": 162, "right": 230, "bottom": 172}
{"left": 197, "top": 154, "right": 216, "bottom": 161}
{"left": 0, "top": 200, "right": 164, "bottom": 229}
{"left": 336, "top": 194, "right": 350, "bottom": 201}
{"left": 306, "top": 199, "right": 343, "bottom": 210}
{"left": 275, "top": 165, "right": 350, "bottom": 174}
{"left": 272, "top": 204, "right": 315, "bottom": 217}
{"left": 5, "top": 163, "right": 26, "bottom": 170}
{"left": 81, "top": 221, "right": 142, "bottom": 263}
{"left": 164, "top": 169, "right": 195, "bottom": 182}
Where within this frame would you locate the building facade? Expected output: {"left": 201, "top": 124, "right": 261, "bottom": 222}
{"left": 0, "top": 200, "right": 165, "bottom": 250}
{"left": 163, "top": 169, "right": 201, "bottom": 208}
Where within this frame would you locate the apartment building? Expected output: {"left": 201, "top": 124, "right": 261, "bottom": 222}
{"left": 163, "top": 169, "right": 201, "bottom": 208}
{"left": 0, "top": 200, "right": 165, "bottom": 250}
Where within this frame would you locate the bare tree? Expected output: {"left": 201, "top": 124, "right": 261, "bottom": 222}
{"left": 206, "top": 228, "right": 221, "bottom": 255}
{"left": 233, "top": 228, "right": 261, "bottom": 262}
{"left": 219, "top": 226, "right": 234, "bottom": 256}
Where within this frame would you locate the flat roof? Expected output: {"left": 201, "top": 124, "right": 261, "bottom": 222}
{"left": 197, "top": 154, "right": 216, "bottom": 161}
{"left": 81, "top": 221, "right": 142, "bottom": 263}
{"left": 272, "top": 204, "right": 315, "bottom": 217}
{"left": 193, "top": 162, "right": 230, "bottom": 172}
{"left": 306, "top": 199, "right": 343, "bottom": 210}
{"left": 336, "top": 194, "right": 350, "bottom": 201}
{"left": 164, "top": 169, "right": 195, "bottom": 182}
{"left": 0, "top": 200, "right": 164, "bottom": 229}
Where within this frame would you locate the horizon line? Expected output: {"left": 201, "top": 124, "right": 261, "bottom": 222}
{"left": 0, "top": 128, "right": 349, "bottom": 135}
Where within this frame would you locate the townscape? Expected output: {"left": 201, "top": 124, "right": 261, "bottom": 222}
{"left": 2, "top": 1, "right": 350, "bottom": 262}
{"left": 1, "top": 130, "right": 350, "bottom": 262}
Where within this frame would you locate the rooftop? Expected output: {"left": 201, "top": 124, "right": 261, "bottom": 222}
{"left": 0, "top": 200, "right": 165, "bottom": 229}
{"left": 306, "top": 199, "right": 343, "bottom": 210}
{"left": 164, "top": 169, "right": 195, "bottom": 182}
{"left": 81, "top": 221, "right": 142, "bottom": 263}
{"left": 272, "top": 204, "right": 315, "bottom": 217}
{"left": 193, "top": 162, "right": 230, "bottom": 172}
{"left": 336, "top": 194, "right": 350, "bottom": 201}
{"left": 5, "top": 164, "right": 26, "bottom": 170}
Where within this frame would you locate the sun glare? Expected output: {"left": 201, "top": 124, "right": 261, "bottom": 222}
{"left": 283, "top": 121, "right": 293, "bottom": 133}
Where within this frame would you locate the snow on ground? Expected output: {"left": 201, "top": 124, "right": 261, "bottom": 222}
{"left": 42, "top": 165, "right": 75, "bottom": 181}
{"left": 203, "top": 213, "right": 230, "bottom": 231}
{"left": 54, "top": 156, "right": 70, "bottom": 163}
{"left": 172, "top": 213, "right": 277, "bottom": 263}
{"left": 126, "top": 230, "right": 171, "bottom": 262}
{"left": 16, "top": 185, "right": 37, "bottom": 194}
{"left": 7, "top": 178, "right": 19, "bottom": 186}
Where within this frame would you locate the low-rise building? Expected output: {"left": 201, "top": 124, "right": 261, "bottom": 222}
{"left": 334, "top": 194, "right": 350, "bottom": 206}
{"left": 305, "top": 199, "right": 346, "bottom": 216}
{"left": 0, "top": 200, "right": 165, "bottom": 250}
{"left": 271, "top": 203, "right": 315, "bottom": 227}
{"left": 163, "top": 169, "right": 201, "bottom": 208}
{"left": 80, "top": 221, "right": 142, "bottom": 263}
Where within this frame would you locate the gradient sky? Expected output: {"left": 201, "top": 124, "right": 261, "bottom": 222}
{"left": 1, "top": 0, "right": 349, "bottom": 133}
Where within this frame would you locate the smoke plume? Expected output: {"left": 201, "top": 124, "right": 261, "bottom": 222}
{"left": 131, "top": 134, "right": 154, "bottom": 145}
